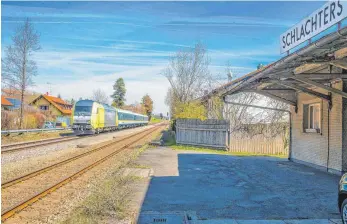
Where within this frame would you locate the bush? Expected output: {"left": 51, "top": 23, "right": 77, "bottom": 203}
{"left": 33, "top": 112, "right": 46, "bottom": 128}
{"left": 23, "top": 113, "right": 38, "bottom": 129}
{"left": 1, "top": 110, "right": 47, "bottom": 130}
{"left": 1, "top": 111, "right": 18, "bottom": 130}
{"left": 174, "top": 102, "right": 207, "bottom": 120}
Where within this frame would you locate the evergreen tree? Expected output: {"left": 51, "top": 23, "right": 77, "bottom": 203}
{"left": 111, "top": 78, "right": 126, "bottom": 107}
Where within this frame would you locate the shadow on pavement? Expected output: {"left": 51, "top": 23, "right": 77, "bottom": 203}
{"left": 139, "top": 152, "right": 340, "bottom": 221}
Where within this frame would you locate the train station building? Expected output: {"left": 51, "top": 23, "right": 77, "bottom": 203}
{"left": 205, "top": 2, "right": 347, "bottom": 174}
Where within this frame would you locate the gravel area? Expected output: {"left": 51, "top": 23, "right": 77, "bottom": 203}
{"left": 1, "top": 125, "right": 156, "bottom": 183}
{"left": 2, "top": 125, "right": 155, "bottom": 165}
{"left": 2, "top": 126, "right": 165, "bottom": 224}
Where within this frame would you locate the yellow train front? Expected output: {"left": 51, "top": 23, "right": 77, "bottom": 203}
{"left": 71, "top": 100, "right": 148, "bottom": 135}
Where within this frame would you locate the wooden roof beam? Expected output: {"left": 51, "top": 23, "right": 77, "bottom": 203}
{"left": 291, "top": 76, "right": 347, "bottom": 99}
{"left": 330, "top": 59, "right": 347, "bottom": 70}
{"left": 294, "top": 63, "right": 326, "bottom": 75}
{"left": 334, "top": 47, "right": 347, "bottom": 59}
{"left": 294, "top": 73, "right": 347, "bottom": 79}
{"left": 256, "top": 82, "right": 274, "bottom": 90}
{"left": 271, "top": 79, "right": 331, "bottom": 102}
{"left": 240, "top": 89, "right": 297, "bottom": 106}
{"left": 263, "top": 88, "right": 296, "bottom": 91}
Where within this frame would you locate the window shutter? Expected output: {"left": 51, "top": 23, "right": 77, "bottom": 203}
{"left": 303, "top": 104, "right": 309, "bottom": 131}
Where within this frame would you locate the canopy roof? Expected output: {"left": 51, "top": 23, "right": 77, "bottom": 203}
{"left": 204, "top": 26, "right": 347, "bottom": 109}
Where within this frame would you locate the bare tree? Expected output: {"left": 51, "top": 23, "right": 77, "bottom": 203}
{"left": 222, "top": 92, "right": 289, "bottom": 146}
{"left": 2, "top": 19, "right": 40, "bottom": 129}
{"left": 210, "top": 60, "right": 289, "bottom": 140}
{"left": 223, "top": 92, "right": 260, "bottom": 134}
{"left": 165, "top": 88, "right": 177, "bottom": 118}
{"left": 162, "top": 42, "right": 212, "bottom": 104}
{"left": 91, "top": 88, "right": 109, "bottom": 104}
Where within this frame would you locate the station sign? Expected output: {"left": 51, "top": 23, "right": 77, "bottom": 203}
{"left": 280, "top": 0, "right": 347, "bottom": 54}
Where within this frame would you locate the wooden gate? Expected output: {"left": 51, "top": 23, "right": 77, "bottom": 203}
{"left": 175, "top": 119, "right": 229, "bottom": 149}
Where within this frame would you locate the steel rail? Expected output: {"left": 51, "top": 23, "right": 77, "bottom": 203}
{"left": 1, "top": 136, "right": 81, "bottom": 154}
{"left": 1, "top": 125, "right": 163, "bottom": 222}
{"left": 1, "top": 128, "right": 68, "bottom": 135}
{"left": 2, "top": 136, "right": 73, "bottom": 148}
{"left": 2, "top": 125, "right": 160, "bottom": 189}
{"left": 1, "top": 125, "right": 153, "bottom": 154}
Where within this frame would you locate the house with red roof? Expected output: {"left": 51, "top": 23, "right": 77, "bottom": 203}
{"left": 30, "top": 93, "right": 73, "bottom": 126}
{"left": 1, "top": 96, "right": 13, "bottom": 110}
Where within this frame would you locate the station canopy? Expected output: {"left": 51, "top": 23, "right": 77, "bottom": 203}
{"left": 205, "top": 26, "right": 347, "bottom": 110}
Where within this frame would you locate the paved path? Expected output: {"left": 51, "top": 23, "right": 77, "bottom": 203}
{"left": 134, "top": 147, "right": 341, "bottom": 224}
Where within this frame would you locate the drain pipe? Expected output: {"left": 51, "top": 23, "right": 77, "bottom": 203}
{"left": 223, "top": 100, "right": 292, "bottom": 159}
{"left": 327, "top": 97, "right": 331, "bottom": 172}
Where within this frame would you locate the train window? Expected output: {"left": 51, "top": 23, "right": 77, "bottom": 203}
{"left": 75, "top": 106, "right": 92, "bottom": 116}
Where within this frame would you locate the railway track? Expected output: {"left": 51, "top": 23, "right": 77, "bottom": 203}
{"left": 1, "top": 125, "right": 152, "bottom": 154}
{"left": 1, "top": 124, "right": 164, "bottom": 222}
{"left": 1, "top": 136, "right": 81, "bottom": 154}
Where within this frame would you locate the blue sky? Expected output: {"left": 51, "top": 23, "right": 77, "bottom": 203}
{"left": 1, "top": 1, "right": 326, "bottom": 113}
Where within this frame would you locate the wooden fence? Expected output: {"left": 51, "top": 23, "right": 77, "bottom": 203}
{"left": 229, "top": 135, "right": 287, "bottom": 155}
{"left": 175, "top": 119, "right": 229, "bottom": 149}
{"left": 175, "top": 118, "right": 288, "bottom": 155}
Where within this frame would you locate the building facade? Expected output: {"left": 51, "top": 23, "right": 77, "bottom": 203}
{"left": 290, "top": 80, "right": 347, "bottom": 174}
{"left": 204, "top": 26, "right": 347, "bottom": 174}
{"left": 30, "top": 94, "right": 72, "bottom": 126}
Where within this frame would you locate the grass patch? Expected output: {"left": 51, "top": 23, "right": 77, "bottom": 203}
{"left": 62, "top": 175, "right": 137, "bottom": 224}
{"left": 127, "top": 162, "right": 151, "bottom": 169}
{"left": 149, "top": 117, "right": 163, "bottom": 124}
{"left": 171, "top": 144, "right": 288, "bottom": 158}
{"left": 1, "top": 130, "right": 73, "bottom": 145}
{"left": 162, "top": 130, "right": 176, "bottom": 146}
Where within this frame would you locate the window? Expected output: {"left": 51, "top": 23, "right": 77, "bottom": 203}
{"left": 40, "top": 105, "right": 49, "bottom": 111}
{"left": 303, "top": 103, "right": 321, "bottom": 133}
{"left": 74, "top": 106, "right": 92, "bottom": 116}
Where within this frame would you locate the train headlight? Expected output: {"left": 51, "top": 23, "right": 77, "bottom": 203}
{"left": 86, "top": 125, "right": 92, "bottom": 129}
